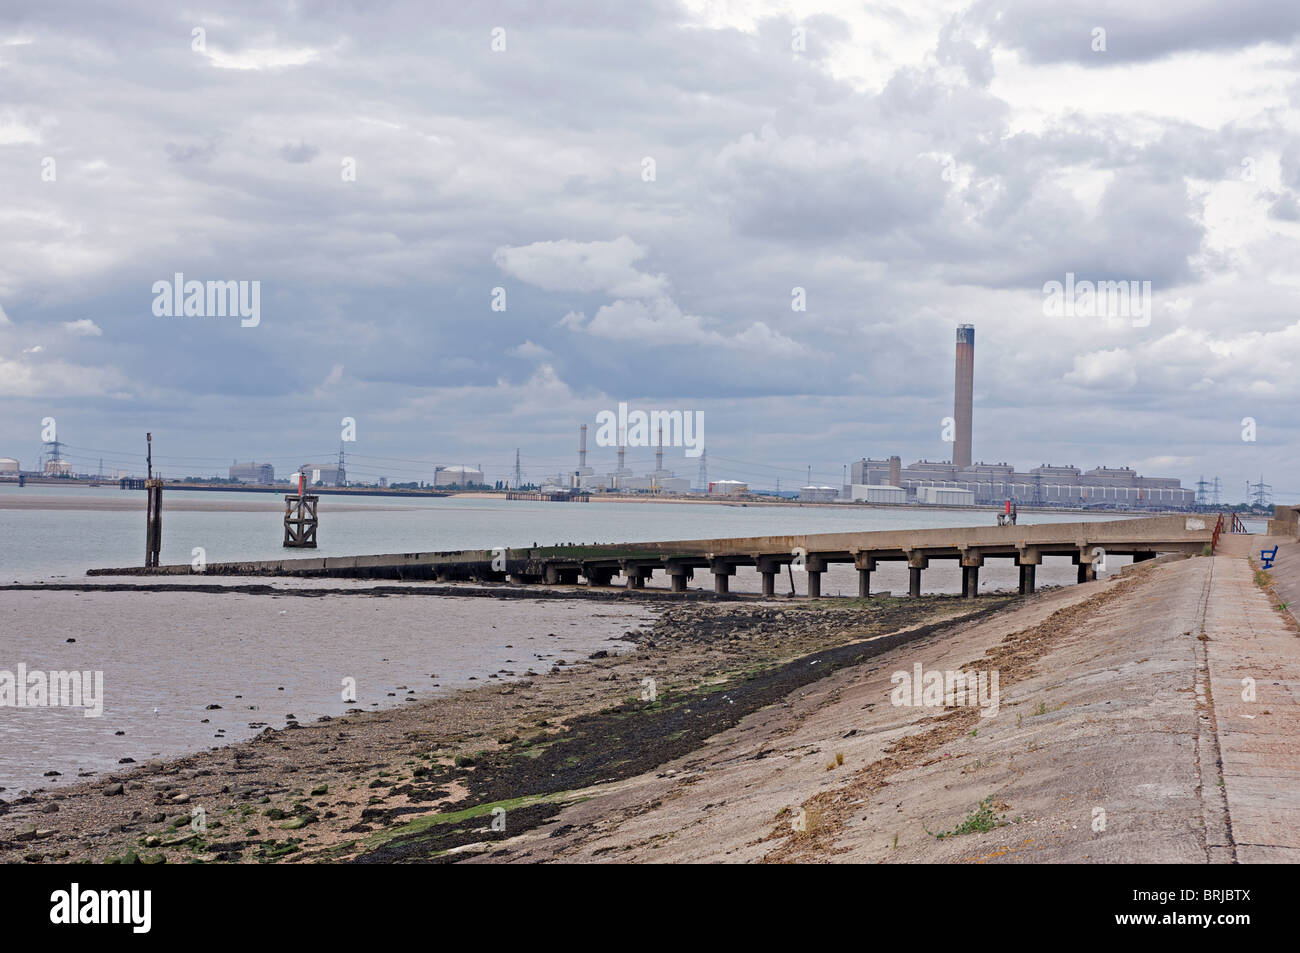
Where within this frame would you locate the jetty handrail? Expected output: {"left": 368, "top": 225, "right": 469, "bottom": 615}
{"left": 1212, "top": 514, "right": 1224, "bottom": 553}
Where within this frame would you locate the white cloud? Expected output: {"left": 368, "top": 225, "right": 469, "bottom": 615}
{"left": 62, "top": 319, "right": 102, "bottom": 336}
{"left": 508, "top": 340, "right": 553, "bottom": 360}
{"left": 502, "top": 237, "right": 806, "bottom": 355}
{"left": 1064, "top": 348, "right": 1138, "bottom": 389}
{"left": 576, "top": 295, "right": 806, "bottom": 355}
{"left": 205, "top": 44, "right": 323, "bottom": 71}
{"left": 494, "top": 237, "right": 668, "bottom": 299}
{"left": 313, "top": 363, "right": 344, "bottom": 398}
{"left": 0, "top": 109, "right": 42, "bottom": 144}
{"left": 0, "top": 357, "right": 126, "bottom": 397}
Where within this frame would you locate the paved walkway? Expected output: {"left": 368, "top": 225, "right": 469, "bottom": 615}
{"left": 1208, "top": 533, "right": 1300, "bottom": 861}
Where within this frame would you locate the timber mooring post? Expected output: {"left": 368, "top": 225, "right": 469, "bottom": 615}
{"left": 284, "top": 469, "right": 319, "bottom": 548}
{"left": 144, "top": 432, "right": 163, "bottom": 568}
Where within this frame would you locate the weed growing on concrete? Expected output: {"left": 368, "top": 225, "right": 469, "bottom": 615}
{"left": 926, "top": 795, "right": 1007, "bottom": 839}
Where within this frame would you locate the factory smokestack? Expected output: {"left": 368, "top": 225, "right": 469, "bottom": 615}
{"left": 953, "top": 324, "right": 974, "bottom": 469}
{"left": 578, "top": 424, "right": 587, "bottom": 469}
{"left": 655, "top": 423, "right": 664, "bottom": 473}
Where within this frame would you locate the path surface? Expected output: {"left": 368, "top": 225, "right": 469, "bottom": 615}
{"left": 1209, "top": 534, "right": 1300, "bottom": 861}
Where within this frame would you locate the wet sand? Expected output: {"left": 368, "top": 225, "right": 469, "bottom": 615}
{"left": 0, "top": 587, "right": 652, "bottom": 792}
{"left": 0, "top": 586, "right": 983, "bottom": 863}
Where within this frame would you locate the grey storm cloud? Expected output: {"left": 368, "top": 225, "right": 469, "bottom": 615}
{"left": 968, "top": 0, "right": 1300, "bottom": 65}
{"left": 0, "top": 0, "right": 1297, "bottom": 495}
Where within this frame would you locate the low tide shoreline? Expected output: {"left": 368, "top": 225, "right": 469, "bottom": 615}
{"left": 0, "top": 589, "right": 986, "bottom": 863}
{"left": 4, "top": 549, "right": 1292, "bottom": 864}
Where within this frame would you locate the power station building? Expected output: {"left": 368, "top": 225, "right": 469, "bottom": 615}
{"left": 229, "top": 461, "right": 275, "bottom": 484}
{"left": 433, "top": 465, "right": 484, "bottom": 488}
{"left": 846, "top": 324, "right": 1195, "bottom": 509}
{"left": 302, "top": 462, "right": 346, "bottom": 487}
{"left": 550, "top": 423, "right": 690, "bottom": 493}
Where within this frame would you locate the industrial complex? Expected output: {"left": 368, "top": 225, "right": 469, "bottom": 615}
{"left": 839, "top": 325, "right": 1195, "bottom": 508}
{"left": 546, "top": 423, "right": 692, "bottom": 494}
{"left": 0, "top": 325, "right": 1199, "bottom": 507}
{"left": 539, "top": 324, "right": 1196, "bottom": 509}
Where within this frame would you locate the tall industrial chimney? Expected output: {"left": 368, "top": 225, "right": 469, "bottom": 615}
{"left": 953, "top": 324, "right": 974, "bottom": 469}
{"left": 578, "top": 424, "right": 588, "bottom": 469}
{"left": 655, "top": 423, "right": 664, "bottom": 473}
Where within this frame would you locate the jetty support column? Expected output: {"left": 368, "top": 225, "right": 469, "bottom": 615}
{"left": 1016, "top": 546, "right": 1041, "bottom": 595}
{"left": 757, "top": 557, "right": 778, "bottom": 597}
{"left": 667, "top": 560, "right": 693, "bottom": 593}
{"left": 1074, "top": 549, "right": 1096, "bottom": 584}
{"left": 805, "top": 555, "right": 826, "bottom": 598}
{"left": 959, "top": 549, "right": 983, "bottom": 599}
{"left": 906, "top": 551, "right": 928, "bottom": 598}
{"left": 854, "top": 553, "right": 875, "bottom": 598}
{"left": 710, "top": 559, "right": 734, "bottom": 594}
{"left": 624, "top": 562, "right": 652, "bottom": 589}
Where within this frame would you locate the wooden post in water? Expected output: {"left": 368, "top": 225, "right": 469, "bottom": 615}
{"left": 284, "top": 469, "right": 319, "bottom": 548}
{"left": 144, "top": 432, "right": 163, "bottom": 568}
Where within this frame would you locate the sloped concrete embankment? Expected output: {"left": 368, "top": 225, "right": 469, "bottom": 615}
{"left": 481, "top": 556, "right": 1275, "bottom": 863}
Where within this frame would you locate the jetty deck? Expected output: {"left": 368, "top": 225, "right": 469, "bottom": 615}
{"left": 90, "top": 514, "right": 1216, "bottom": 598}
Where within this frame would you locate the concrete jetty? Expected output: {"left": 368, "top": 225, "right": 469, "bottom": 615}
{"left": 89, "top": 514, "right": 1215, "bottom": 597}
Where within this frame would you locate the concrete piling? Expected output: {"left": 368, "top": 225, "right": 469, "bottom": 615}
{"left": 854, "top": 553, "right": 875, "bottom": 598}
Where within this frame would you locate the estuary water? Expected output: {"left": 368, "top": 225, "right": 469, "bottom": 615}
{"left": 0, "top": 483, "right": 1138, "bottom": 580}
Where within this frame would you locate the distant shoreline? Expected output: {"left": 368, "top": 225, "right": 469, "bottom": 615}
{"left": 453, "top": 490, "right": 1188, "bottom": 518}
{"left": 1, "top": 482, "right": 1196, "bottom": 519}
{"left": 0, "top": 479, "right": 451, "bottom": 499}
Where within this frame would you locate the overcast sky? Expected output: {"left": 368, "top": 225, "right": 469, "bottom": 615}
{"left": 2, "top": 0, "right": 1299, "bottom": 497}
